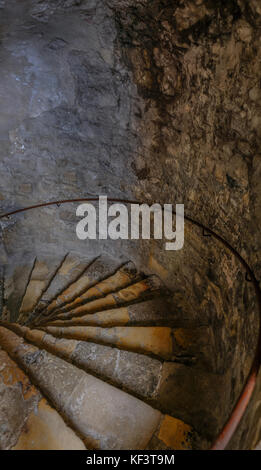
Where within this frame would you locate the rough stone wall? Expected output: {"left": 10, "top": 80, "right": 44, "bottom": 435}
{"left": 0, "top": 0, "right": 143, "bottom": 267}
{"left": 0, "top": 0, "right": 139, "bottom": 211}
{"left": 111, "top": 0, "right": 261, "bottom": 281}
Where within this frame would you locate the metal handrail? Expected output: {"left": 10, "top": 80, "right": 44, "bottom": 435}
{"left": 0, "top": 197, "right": 260, "bottom": 450}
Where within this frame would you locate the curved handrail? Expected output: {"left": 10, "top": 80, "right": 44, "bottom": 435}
{"left": 0, "top": 197, "right": 260, "bottom": 450}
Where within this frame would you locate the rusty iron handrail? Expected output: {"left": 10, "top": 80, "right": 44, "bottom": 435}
{"left": 0, "top": 197, "right": 260, "bottom": 450}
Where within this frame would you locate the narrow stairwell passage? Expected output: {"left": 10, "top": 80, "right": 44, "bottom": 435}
{"left": 0, "top": 252, "right": 204, "bottom": 450}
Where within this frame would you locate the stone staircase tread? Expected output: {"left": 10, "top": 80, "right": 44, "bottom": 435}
{"left": 43, "top": 298, "right": 182, "bottom": 328}
{"left": 38, "top": 324, "right": 212, "bottom": 363}
{"left": 0, "top": 325, "right": 165, "bottom": 450}
{"left": 1, "top": 322, "right": 164, "bottom": 401}
{"left": 48, "top": 261, "right": 140, "bottom": 317}
{"left": 38, "top": 255, "right": 134, "bottom": 320}
{"left": 0, "top": 321, "right": 197, "bottom": 449}
{"left": 0, "top": 346, "right": 86, "bottom": 450}
{"left": 31, "top": 253, "right": 95, "bottom": 318}
{"left": 2, "top": 257, "right": 36, "bottom": 323}
{"left": 18, "top": 255, "right": 67, "bottom": 324}
{"left": 39, "top": 276, "right": 165, "bottom": 325}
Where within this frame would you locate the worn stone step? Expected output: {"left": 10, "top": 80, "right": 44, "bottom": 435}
{"left": 3, "top": 323, "right": 214, "bottom": 412}
{"left": 4, "top": 323, "right": 163, "bottom": 400}
{"left": 39, "top": 324, "right": 211, "bottom": 363}
{"left": 0, "top": 347, "right": 85, "bottom": 450}
{"left": 2, "top": 257, "right": 35, "bottom": 323}
{"left": 146, "top": 414, "right": 194, "bottom": 450}
{"left": 40, "top": 276, "right": 164, "bottom": 325}
{"left": 41, "top": 325, "right": 173, "bottom": 359}
{"left": 0, "top": 326, "right": 164, "bottom": 449}
{"left": 30, "top": 253, "right": 94, "bottom": 319}
{"left": 0, "top": 325, "right": 195, "bottom": 450}
{"left": 53, "top": 261, "right": 140, "bottom": 315}
{"left": 1, "top": 324, "right": 197, "bottom": 449}
{"left": 18, "top": 256, "right": 66, "bottom": 325}
{"left": 36, "top": 256, "right": 137, "bottom": 322}
{"left": 45, "top": 298, "right": 179, "bottom": 328}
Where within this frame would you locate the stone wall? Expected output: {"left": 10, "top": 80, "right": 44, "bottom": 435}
{"left": 0, "top": 0, "right": 139, "bottom": 212}
{"left": 111, "top": 0, "right": 261, "bottom": 282}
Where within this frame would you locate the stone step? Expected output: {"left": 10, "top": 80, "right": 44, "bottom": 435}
{"left": 146, "top": 414, "right": 195, "bottom": 450}
{"left": 45, "top": 298, "right": 178, "bottom": 328}
{"left": 31, "top": 253, "right": 94, "bottom": 317}
{"left": 0, "top": 347, "right": 85, "bottom": 450}
{"left": 41, "top": 325, "right": 173, "bottom": 359}
{"left": 0, "top": 325, "right": 195, "bottom": 450}
{"left": 18, "top": 256, "right": 66, "bottom": 324}
{"left": 0, "top": 326, "right": 161, "bottom": 449}
{"left": 39, "top": 324, "right": 211, "bottom": 363}
{"left": 53, "top": 261, "right": 140, "bottom": 315}
{"left": 4, "top": 323, "right": 163, "bottom": 400}
{"left": 3, "top": 322, "right": 214, "bottom": 412}
{"left": 40, "top": 276, "right": 164, "bottom": 325}
{"left": 36, "top": 256, "right": 137, "bottom": 322}
{"left": 2, "top": 257, "right": 35, "bottom": 323}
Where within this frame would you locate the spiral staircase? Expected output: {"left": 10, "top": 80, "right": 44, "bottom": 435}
{"left": 0, "top": 251, "right": 205, "bottom": 450}
{"left": 0, "top": 200, "right": 260, "bottom": 451}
